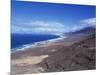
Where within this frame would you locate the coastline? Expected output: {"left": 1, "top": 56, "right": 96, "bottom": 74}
{"left": 11, "top": 33, "right": 95, "bottom": 74}
{"left": 11, "top": 34, "right": 66, "bottom": 53}
{"left": 11, "top": 34, "right": 95, "bottom": 74}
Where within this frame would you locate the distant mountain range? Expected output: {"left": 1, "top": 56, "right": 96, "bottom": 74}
{"left": 64, "top": 26, "right": 95, "bottom": 37}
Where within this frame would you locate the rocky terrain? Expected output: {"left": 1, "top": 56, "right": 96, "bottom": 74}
{"left": 11, "top": 27, "right": 96, "bottom": 74}
{"left": 38, "top": 34, "right": 95, "bottom": 72}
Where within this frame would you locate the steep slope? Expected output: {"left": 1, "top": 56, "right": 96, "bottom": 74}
{"left": 38, "top": 34, "right": 96, "bottom": 72}
{"left": 64, "top": 26, "right": 95, "bottom": 37}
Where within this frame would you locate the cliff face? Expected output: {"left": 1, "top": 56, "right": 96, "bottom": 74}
{"left": 38, "top": 34, "right": 96, "bottom": 72}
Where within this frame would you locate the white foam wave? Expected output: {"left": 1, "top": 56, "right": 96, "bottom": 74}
{"left": 11, "top": 35, "right": 66, "bottom": 53}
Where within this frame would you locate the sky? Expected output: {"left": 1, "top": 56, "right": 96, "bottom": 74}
{"left": 11, "top": 0, "right": 96, "bottom": 35}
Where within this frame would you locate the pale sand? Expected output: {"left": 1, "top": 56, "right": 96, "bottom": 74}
{"left": 12, "top": 55, "right": 49, "bottom": 65}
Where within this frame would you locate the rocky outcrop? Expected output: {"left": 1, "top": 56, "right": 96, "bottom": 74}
{"left": 38, "top": 34, "right": 96, "bottom": 72}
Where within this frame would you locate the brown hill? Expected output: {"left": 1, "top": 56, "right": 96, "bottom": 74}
{"left": 38, "top": 34, "right": 96, "bottom": 72}
{"left": 11, "top": 34, "right": 96, "bottom": 74}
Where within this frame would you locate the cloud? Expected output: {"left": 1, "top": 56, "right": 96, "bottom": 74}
{"left": 69, "top": 17, "right": 96, "bottom": 32}
{"left": 12, "top": 18, "right": 96, "bottom": 34}
{"left": 12, "top": 21, "right": 67, "bottom": 34}
{"left": 80, "top": 18, "right": 96, "bottom": 26}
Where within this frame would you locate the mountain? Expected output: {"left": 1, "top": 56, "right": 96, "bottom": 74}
{"left": 71, "top": 26, "right": 95, "bottom": 34}
{"left": 64, "top": 26, "right": 95, "bottom": 37}
{"left": 38, "top": 33, "right": 96, "bottom": 72}
{"left": 11, "top": 26, "right": 96, "bottom": 74}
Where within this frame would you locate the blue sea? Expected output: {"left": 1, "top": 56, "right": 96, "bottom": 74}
{"left": 11, "top": 34, "right": 59, "bottom": 52}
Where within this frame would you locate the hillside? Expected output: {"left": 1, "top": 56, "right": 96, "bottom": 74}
{"left": 11, "top": 27, "right": 96, "bottom": 74}
{"left": 38, "top": 34, "right": 96, "bottom": 72}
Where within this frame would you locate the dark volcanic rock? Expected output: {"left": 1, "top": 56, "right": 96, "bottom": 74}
{"left": 38, "top": 34, "right": 96, "bottom": 72}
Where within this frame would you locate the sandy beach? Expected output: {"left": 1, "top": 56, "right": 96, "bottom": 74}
{"left": 11, "top": 34, "right": 96, "bottom": 74}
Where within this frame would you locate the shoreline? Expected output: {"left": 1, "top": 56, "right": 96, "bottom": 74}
{"left": 11, "top": 34, "right": 66, "bottom": 53}
{"left": 11, "top": 33, "right": 95, "bottom": 74}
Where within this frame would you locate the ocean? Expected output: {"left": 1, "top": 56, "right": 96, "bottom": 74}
{"left": 11, "top": 34, "right": 59, "bottom": 52}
